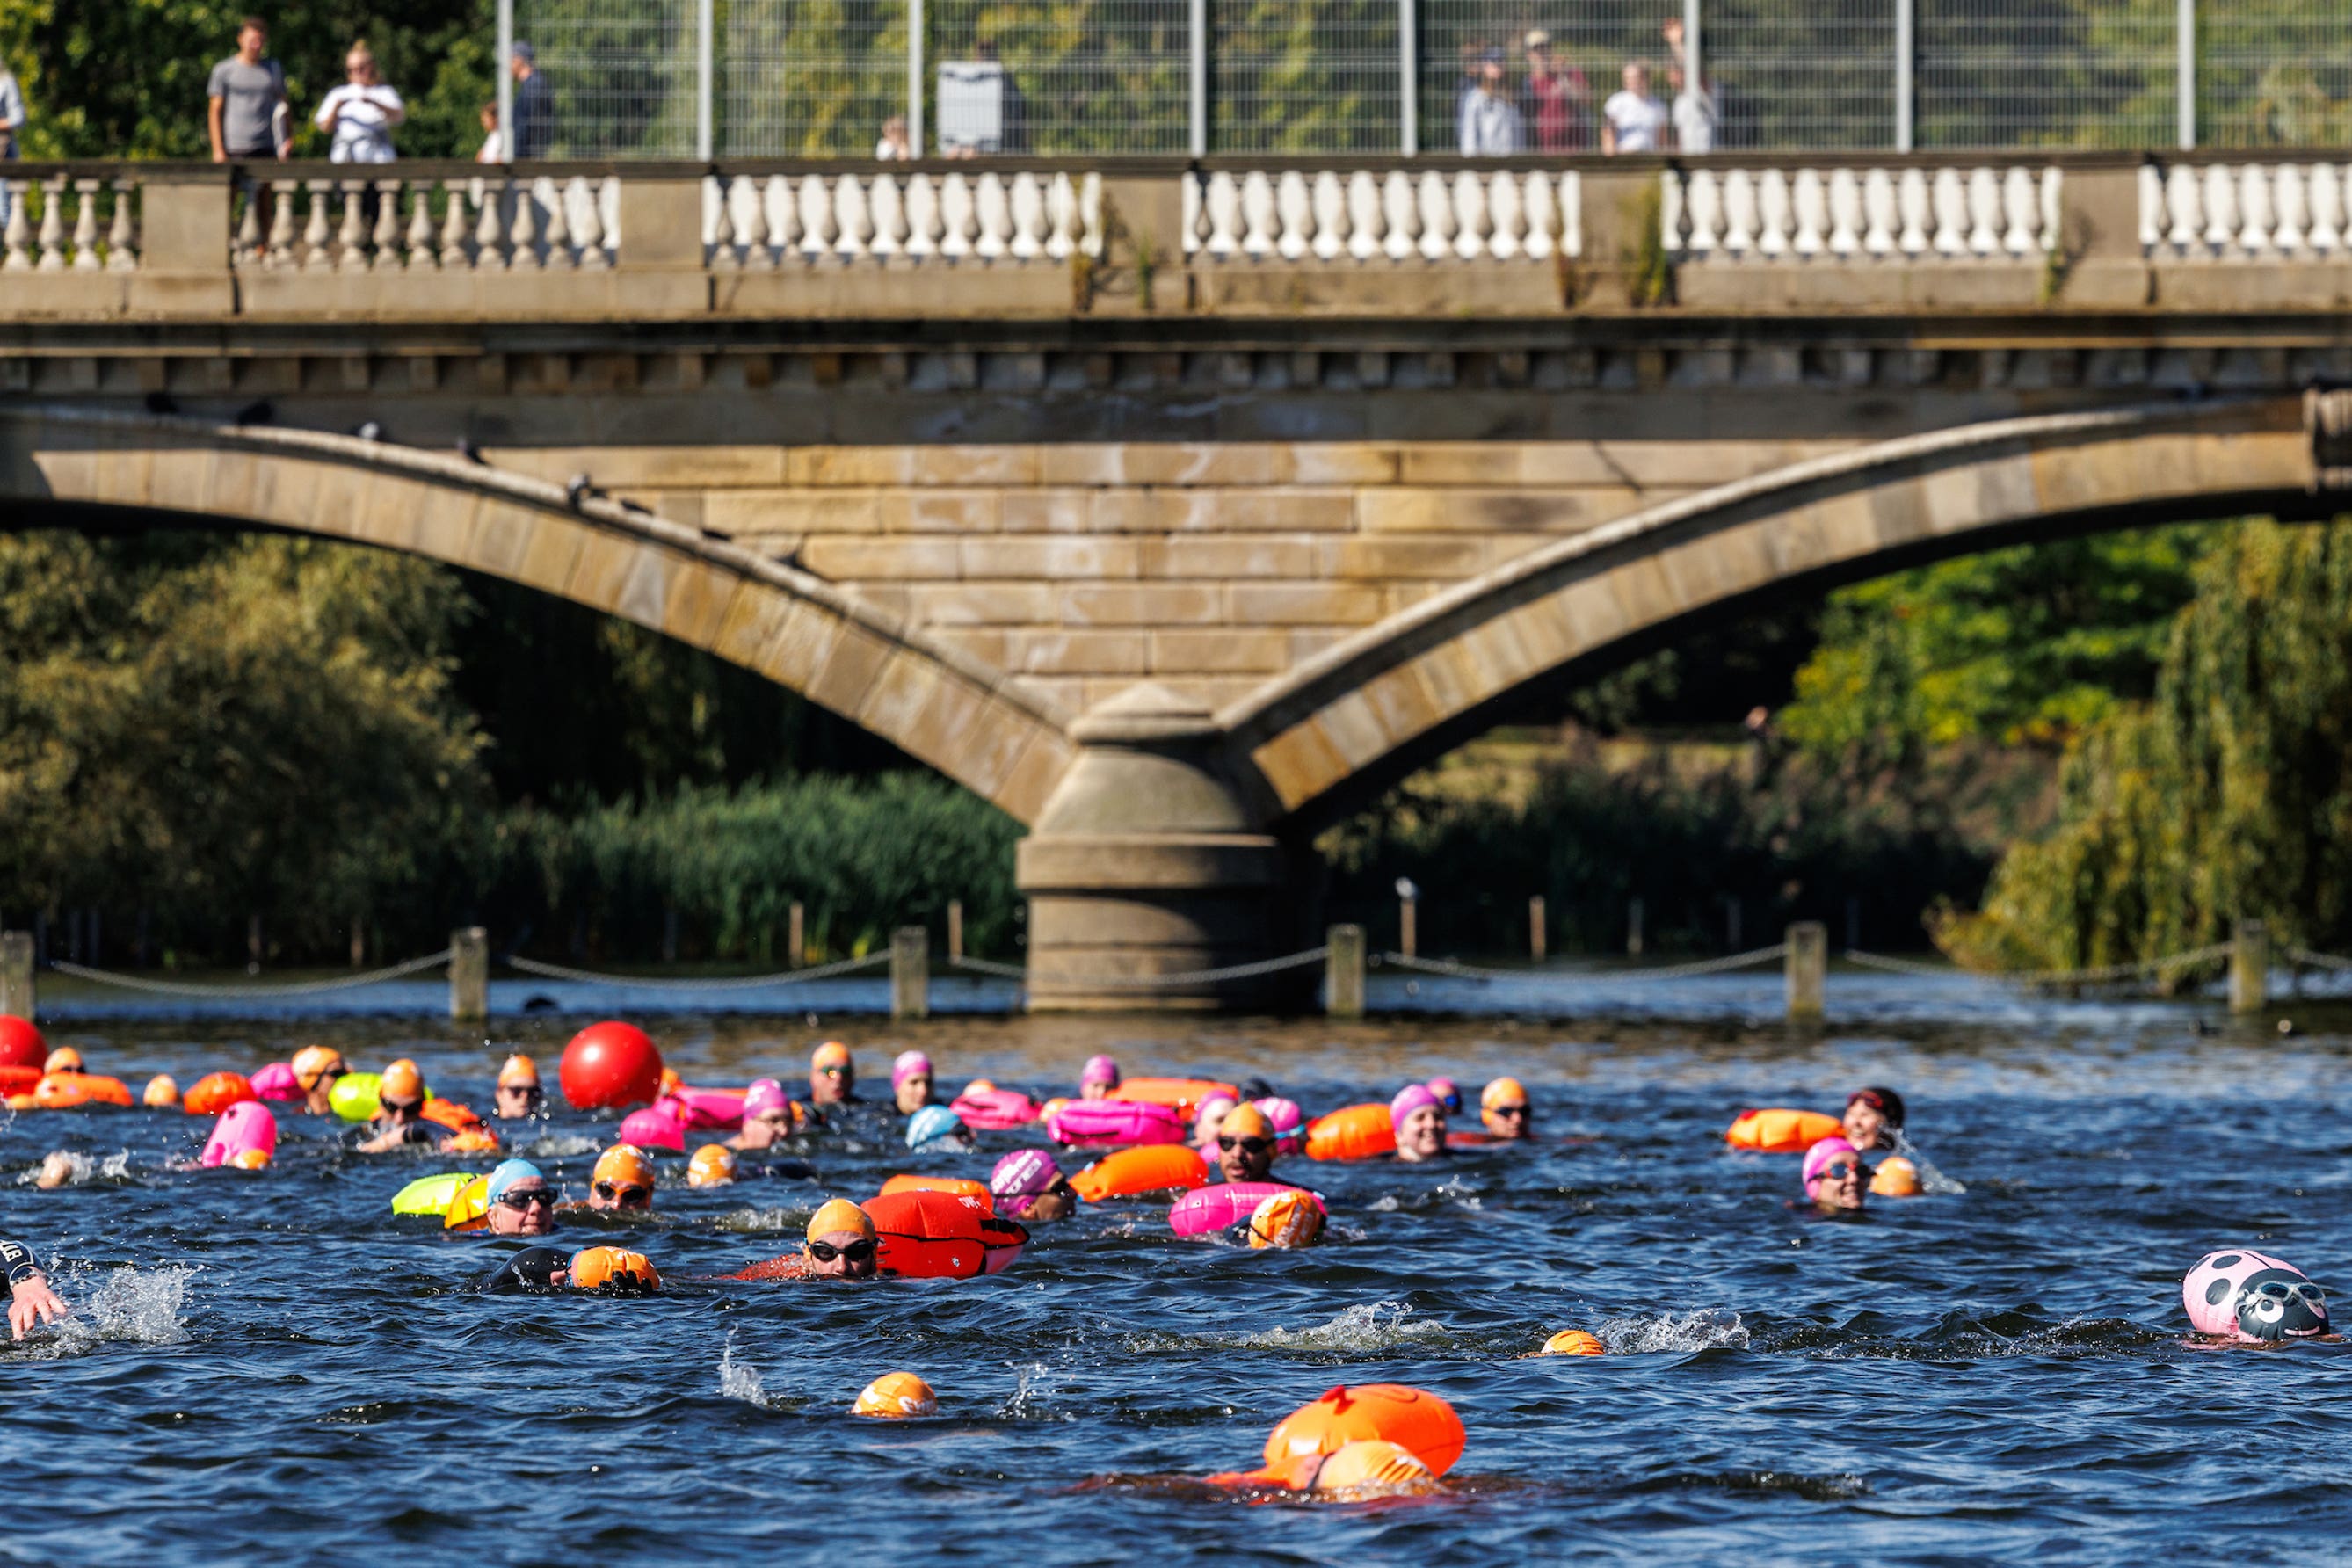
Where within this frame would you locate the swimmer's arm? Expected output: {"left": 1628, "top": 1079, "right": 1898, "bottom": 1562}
{"left": 1, "top": 1240, "right": 66, "bottom": 1339}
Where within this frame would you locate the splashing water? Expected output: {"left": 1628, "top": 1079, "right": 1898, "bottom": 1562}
{"left": 1596, "top": 1309, "right": 1750, "bottom": 1354}
{"left": 715, "top": 1206, "right": 816, "bottom": 1234}
{"left": 1133, "top": 1300, "right": 1455, "bottom": 1356}
{"left": 717, "top": 1332, "right": 772, "bottom": 1406}
{"left": 25, "top": 1266, "right": 194, "bottom": 1358}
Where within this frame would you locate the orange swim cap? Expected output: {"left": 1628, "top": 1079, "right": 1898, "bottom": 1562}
{"left": 1541, "top": 1329, "right": 1605, "bottom": 1356}
{"left": 1312, "top": 1440, "right": 1435, "bottom": 1494}
{"left": 592, "top": 1143, "right": 657, "bottom": 1192}
{"left": 688, "top": 1144, "right": 739, "bottom": 1187}
{"left": 852, "top": 1371, "right": 938, "bottom": 1418}
{"left": 1248, "top": 1190, "right": 1324, "bottom": 1250}
{"left": 806, "top": 1197, "right": 877, "bottom": 1244}
{"left": 812, "top": 1042, "right": 853, "bottom": 1072}
{"left": 1480, "top": 1076, "right": 1528, "bottom": 1110}
{"left": 498, "top": 1054, "right": 541, "bottom": 1089}
{"left": 142, "top": 1074, "right": 180, "bottom": 1108}
{"left": 1870, "top": 1156, "right": 1923, "bottom": 1197}
{"left": 380, "top": 1059, "right": 425, "bottom": 1102}
{"left": 291, "top": 1046, "right": 345, "bottom": 1090}
{"left": 571, "top": 1246, "right": 661, "bottom": 1293}
{"left": 228, "top": 1147, "right": 272, "bottom": 1171}
{"left": 1222, "top": 1103, "right": 1276, "bottom": 1142}
{"left": 42, "top": 1047, "right": 83, "bottom": 1075}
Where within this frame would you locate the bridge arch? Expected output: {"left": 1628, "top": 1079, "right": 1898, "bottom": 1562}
{"left": 1219, "top": 396, "right": 2334, "bottom": 833}
{"left": 0, "top": 404, "right": 1072, "bottom": 824}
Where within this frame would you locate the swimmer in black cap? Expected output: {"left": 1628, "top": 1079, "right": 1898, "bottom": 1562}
{"left": 1, "top": 1239, "right": 69, "bottom": 1339}
{"left": 1842, "top": 1087, "right": 1905, "bottom": 1153}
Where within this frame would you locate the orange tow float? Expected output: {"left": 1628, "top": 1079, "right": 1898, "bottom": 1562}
{"left": 1724, "top": 1108, "right": 1843, "bottom": 1153}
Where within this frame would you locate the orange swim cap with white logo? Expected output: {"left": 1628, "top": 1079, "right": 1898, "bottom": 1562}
{"left": 688, "top": 1144, "right": 739, "bottom": 1187}
{"left": 592, "top": 1143, "right": 657, "bottom": 1191}
{"left": 571, "top": 1246, "right": 661, "bottom": 1293}
{"left": 142, "top": 1074, "right": 180, "bottom": 1107}
{"left": 292, "top": 1046, "right": 346, "bottom": 1089}
{"left": 1541, "top": 1329, "right": 1605, "bottom": 1356}
{"left": 380, "top": 1059, "right": 425, "bottom": 1102}
{"left": 498, "top": 1054, "right": 541, "bottom": 1089}
{"left": 806, "top": 1197, "right": 876, "bottom": 1244}
{"left": 853, "top": 1372, "right": 937, "bottom": 1418}
{"left": 42, "top": 1047, "right": 83, "bottom": 1075}
{"left": 1311, "top": 1440, "right": 1435, "bottom": 1494}
{"left": 1248, "top": 1190, "right": 1324, "bottom": 1250}
{"left": 1221, "top": 1103, "right": 1276, "bottom": 1143}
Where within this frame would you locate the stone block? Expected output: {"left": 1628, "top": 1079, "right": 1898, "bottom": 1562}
{"left": 512, "top": 512, "right": 585, "bottom": 596}
{"left": 1149, "top": 535, "right": 1320, "bottom": 578}
{"left": 564, "top": 534, "right": 646, "bottom": 615}
{"left": 759, "top": 603, "right": 842, "bottom": 692}
{"left": 801, "top": 535, "right": 963, "bottom": 580}
{"left": 908, "top": 582, "right": 1055, "bottom": 626}
{"left": 961, "top": 536, "right": 1142, "bottom": 579}
{"left": 1355, "top": 664, "right": 1444, "bottom": 749}
{"left": 1229, "top": 582, "right": 1383, "bottom": 626}
{"left": 991, "top": 728, "right": 1076, "bottom": 824}
{"left": 1060, "top": 584, "right": 1223, "bottom": 626}
{"left": 1011, "top": 632, "right": 1151, "bottom": 676}
{"left": 661, "top": 561, "right": 739, "bottom": 648}
{"left": 710, "top": 579, "right": 797, "bottom": 671}
{"left": 804, "top": 621, "right": 895, "bottom": 715}
{"left": 1149, "top": 629, "right": 1289, "bottom": 675}
{"left": 884, "top": 490, "right": 1005, "bottom": 533}
{"left": 410, "top": 480, "right": 484, "bottom": 564}
{"left": 707, "top": 490, "right": 882, "bottom": 536}
{"left": 1320, "top": 535, "right": 1488, "bottom": 580}
{"left": 998, "top": 489, "right": 1096, "bottom": 534}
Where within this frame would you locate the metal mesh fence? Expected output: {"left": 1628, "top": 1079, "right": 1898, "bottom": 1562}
{"left": 1916, "top": 0, "right": 2177, "bottom": 149}
{"left": 1707, "top": 0, "right": 1897, "bottom": 149}
{"left": 514, "top": 0, "right": 701, "bottom": 157}
{"left": 2197, "top": 0, "right": 2352, "bottom": 148}
{"left": 1210, "top": 0, "right": 1400, "bottom": 154}
{"left": 722, "top": 0, "right": 908, "bottom": 156}
{"left": 926, "top": 0, "right": 1191, "bottom": 154}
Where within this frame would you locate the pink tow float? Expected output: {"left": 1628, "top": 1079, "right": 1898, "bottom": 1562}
{"left": 200, "top": 1102, "right": 278, "bottom": 1170}
{"left": 1046, "top": 1099, "right": 1186, "bottom": 1148}
{"left": 1169, "top": 1182, "right": 1325, "bottom": 1237}
{"left": 2182, "top": 1249, "right": 2330, "bottom": 1343}
{"left": 951, "top": 1085, "right": 1042, "bottom": 1129}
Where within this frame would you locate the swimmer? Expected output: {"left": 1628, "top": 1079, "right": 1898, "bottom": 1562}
{"left": 810, "top": 1042, "right": 857, "bottom": 1107}
{"left": 585, "top": 1144, "right": 656, "bottom": 1213}
{"left": 1193, "top": 1093, "right": 1238, "bottom": 1154}
{"left": 479, "top": 1245, "right": 570, "bottom": 1293}
{"left": 570, "top": 1245, "right": 660, "bottom": 1295}
{"left": 33, "top": 1151, "right": 76, "bottom": 1190}
{"left": 1, "top": 1240, "right": 68, "bottom": 1339}
{"left": 1801, "top": 1136, "right": 1869, "bottom": 1212}
{"left": 891, "top": 1050, "right": 935, "bottom": 1115}
{"left": 356, "top": 1059, "right": 440, "bottom": 1152}
{"left": 1216, "top": 1103, "right": 1280, "bottom": 1183}
{"left": 1390, "top": 1085, "right": 1448, "bottom": 1163}
{"left": 291, "top": 1046, "right": 346, "bottom": 1114}
{"left": 1427, "top": 1078, "right": 1463, "bottom": 1115}
{"left": 991, "top": 1150, "right": 1075, "bottom": 1222}
{"left": 688, "top": 1144, "right": 738, "bottom": 1188}
{"left": 1079, "top": 1055, "right": 1120, "bottom": 1101}
{"left": 905, "top": 1105, "right": 970, "bottom": 1153}
{"left": 1842, "top": 1087, "right": 1905, "bottom": 1152}
{"left": 42, "top": 1047, "right": 82, "bottom": 1076}
{"left": 142, "top": 1074, "right": 179, "bottom": 1108}
{"left": 493, "top": 1055, "right": 543, "bottom": 1120}
{"left": 802, "top": 1197, "right": 879, "bottom": 1280}
{"left": 485, "top": 1159, "right": 557, "bottom": 1236}
{"left": 1479, "top": 1078, "right": 1532, "bottom": 1139}
{"left": 729, "top": 1079, "right": 802, "bottom": 1151}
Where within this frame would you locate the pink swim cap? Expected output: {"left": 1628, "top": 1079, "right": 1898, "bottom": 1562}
{"left": 990, "top": 1150, "right": 1062, "bottom": 1216}
{"left": 1081, "top": 1055, "right": 1121, "bottom": 1087}
{"left": 1801, "top": 1136, "right": 1861, "bottom": 1190}
{"left": 1390, "top": 1084, "right": 1441, "bottom": 1125}
{"left": 742, "top": 1078, "right": 789, "bottom": 1121}
{"left": 1426, "top": 1078, "right": 1462, "bottom": 1113}
{"left": 891, "top": 1050, "right": 933, "bottom": 1089}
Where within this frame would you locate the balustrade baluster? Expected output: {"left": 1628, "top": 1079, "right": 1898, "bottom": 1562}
{"left": 106, "top": 178, "right": 138, "bottom": 271}
{"left": 1451, "top": 171, "right": 1489, "bottom": 260}
{"left": 707, "top": 176, "right": 739, "bottom": 269}
{"left": 2270, "top": 164, "right": 2305, "bottom": 254}
{"left": 2238, "top": 164, "right": 2276, "bottom": 254}
{"left": 2201, "top": 164, "right": 2238, "bottom": 253}
{"left": 3, "top": 181, "right": 31, "bottom": 270}
{"left": 800, "top": 174, "right": 837, "bottom": 260}
{"left": 872, "top": 173, "right": 909, "bottom": 258}
{"left": 731, "top": 174, "right": 769, "bottom": 268}
{"left": 1043, "top": 173, "right": 1078, "bottom": 260}
{"left": 536, "top": 177, "right": 573, "bottom": 270}
{"left": 1202, "top": 171, "right": 1240, "bottom": 258}
{"left": 233, "top": 178, "right": 263, "bottom": 265}
{"left": 1721, "top": 169, "right": 1757, "bottom": 254}
{"left": 1896, "top": 169, "right": 1931, "bottom": 256}
{"left": 508, "top": 176, "right": 541, "bottom": 270}
{"left": 1756, "top": 170, "right": 1791, "bottom": 257}
{"left": 2039, "top": 170, "right": 2063, "bottom": 256}
{"left": 2000, "top": 166, "right": 2038, "bottom": 254}
{"left": 2308, "top": 165, "right": 2345, "bottom": 252}
{"left": 265, "top": 178, "right": 299, "bottom": 268}
{"left": 69, "top": 178, "right": 101, "bottom": 270}
{"left": 370, "top": 179, "right": 403, "bottom": 270}
{"left": 36, "top": 177, "right": 65, "bottom": 270}
{"left": 2137, "top": 164, "right": 2166, "bottom": 252}
{"left": 1181, "top": 171, "right": 1202, "bottom": 254}
{"left": 574, "top": 177, "right": 610, "bottom": 270}
{"left": 404, "top": 179, "right": 438, "bottom": 269}
{"left": 1002, "top": 172, "right": 1040, "bottom": 259}
{"left": 1684, "top": 169, "right": 1721, "bottom": 256}
{"left": 1559, "top": 171, "right": 1581, "bottom": 257}
{"left": 336, "top": 178, "right": 370, "bottom": 272}
{"left": 1659, "top": 171, "right": 1684, "bottom": 257}
{"left": 439, "top": 178, "right": 473, "bottom": 269}
{"left": 1487, "top": 170, "right": 1523, "bottom": 259}
{"left": 301, "top": 179, "right": 335, "bottom": 270}
{"left": 1381, "top": 171, "right": 1416, "bottom": 261}
{"left": 1415, "top": 171, "right": 1453, "bottom": 261}
{"left": 1309, "top": 173, "right": 1344, "bottom": 261}
{"left": 837, "top": 174, "right": 875, "bottom": 259}
{"left": 1964, "top": 168, "right": 2001, "bottom": 254}
{"left": 1275, "top": 171, "right": 1312, "bottom": 261}
{"left": 1930, "top": 169, "right": 1968, "bottom": 256}
{"left": 904, "top": 173, "right": 940, "bottom": 258}
{"left": 1862, "top": 169, "right": 1898, "bottom": 256}
{"left": 938, "top": 173, "right": 975, "bottom": 259}
{"left": 766, "top": 174, "right": 801, "bottom": 261}
{"left": 2165, "top": 163, "right": 2203, "bottom": 254}
{"left": 474, "top": 178, "right": 507, "bottom": 270}
{"left": 1347, "top": 171, "right": 1383, "bottom": 262}
{"left": 1523, "top": 171, "right": 1559, "bottom": 260}
{"left": 599, "top": 177, "right": 620, "bottom": 259}
{"left": 1238, "top": 171, "right": 1276, "bottom": 258}
{"left": 1078, "top": 174, "right": 1104, "bottom": 257}
{"left": 1826, "top": 169, "right": 1862, "bottom": 257}
{"left": 1789, "top": 168, "right": 1826, "bottom": 257}
{"left": 973, "top": 172, "right": 1011, "bottom": 260}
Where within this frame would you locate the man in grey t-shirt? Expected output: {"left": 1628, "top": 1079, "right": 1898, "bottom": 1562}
{"left": 208, "top": 16, "right": 289, "bottom": 161}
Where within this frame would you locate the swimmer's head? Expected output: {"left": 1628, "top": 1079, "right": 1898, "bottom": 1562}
{"left": 804, "top": 1196, "right": 880, "bottom": 1279}
{"left": 570, "top": 1245, "right": 660, "bottom": 1294}
{"left": 1843, "top": 1086, "right": 1904, "bottom": 1151}
{"left": 1247, "top": 1189, "right": 1323, "bottom": 1249}
{"left": 853, "top": 1371, "right": 937, "bottom": 1418}
{"left": 990, "top": 1150, "right": 1070, "bottom": 1220}
{"left": 378, "top": 1058, "right": 425, "bottom": 1118}
{"left": 1310, "top": 1439, "right": 1435, "bottom": 1496}
{"left": 497, "top": 1054, "right": 540, "bottom": 1088}
{"left": 688, "top": 1143, "right": 738, "bottom": 1187}
{"left": 1480, "top": 1077, "right": 1531, "bottom": 1137}
{"left": 1426, "top": 1078, "right": 1462, "bottom": 1114}
{"left": 1217, "top": 1102, "right": 1278, "bottom": 1181}
{"left": 905, "top": 1105, "right": 969, "bottom": 1151}
{"left": 142, "top": 1074, "right": 180, "bottom": 1108}
{"left": 1802, "top": 1136, "right": 1869, "bottom": 1209}
{"left": 590, "top": 1144, "right": 656, "bottom": 1210}
{"left": 892, "top": 1050, "right": 934, "bottom": 1113}
{"left": 494, "top": 1053, "right": 542, "bottom": 1117}
{"left": 1869, "top": 1156, "right": 1921, "bottom": 1198}
{"left": 742, "top": 1078, "right": 791, "bottom": 1124}
{"left": 809, "top": 1042, "right": 853, "bottom": 1103}
{"left": 291, "top": 1046, "right": 346, "bottom": 1092}
{"left": 1079, "top": 1054, "right": 1120, "bottom": 1099}
{"left": 486, "top": 1158, "right": 555, "bottom": 1234}
{"left": 1390, "top": 1084, "right": 1448, "bottom": 1161}
{"left": 1193, "top": 1093, "right": 1238, "bottom": 1145}
{"left": 41, "top": 1047, "right": 82, "bottom": 1075}
{"left": 891, "top": 1050, "right": 933, "bottom": 1088}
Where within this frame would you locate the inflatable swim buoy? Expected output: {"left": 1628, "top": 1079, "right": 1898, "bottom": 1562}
{"left": 34, "top": 1071, "right": 134, "bottom": 1109}
{"left": 879, "top": 1174, "right": 995, "bottom": 1207}
{"left": 1046, "top": 1099, "right": 1187, "bottom": 1148}
{"left": 184, "top": 1071, "right": 258, "bottom": 1117}
{"left": 0, "top": 1064, "right": 40, "bottom": 1099}
{"left": 1304, "top": 1104, "right": 1395, "bottom": 1162}
{"left": 1069, "top": 1143, "right": 1209, "bottom": 1202}
{"left": 330, "top": 1072, "right": 383, "bottom": 1122}
{"left": 391, "top": 1172, "right": 475, "bottom": 1216}
{"left": 2183, "top": 1249, "right": 2330, "bottom": 1343}
{"left": 0, "top": 1016, "right": 44, "bottom": 1071}
{"left": 1253, "top": 1097, "right": 1307, "bottom": 1154}
{"left": 950, "top": 1086, "right": 1042, "bottom": 1130}
{"left": 1870, "top": 1156, "right": 1922, "bottom": 1197}
{"left": 1110, "top": 1078, "right": 1241, "bottom": 1120}
{"left": 443, "top": 1173, "right": 492, "bottom": 1231}
{"left": 1724, "top": 1108, "right": 1844, "bottom": 1153}
{"left": 865, "top": 1189, "right": 1029, "bottom": 1280}
{"left": 249, "top": 1061, "right": 302, "bottom": 1101}
{"left": 1169, "top": 1182, "right": 1325, "bottom": 1238}
{"left": 671, "top": 1085, "right": 746, "bottom": 1129}
{"left": 619, "top": 1100, "right": 689, "bottom": 1152}
{"left": 1209, "top": 1384, "right": 1466, "bottom": 1488}
{"left": 560, "top": 1020, "right": 664, "bottom": 1111}
{"left": 200, "top": 1101, "right": 277, "bottom": 1168}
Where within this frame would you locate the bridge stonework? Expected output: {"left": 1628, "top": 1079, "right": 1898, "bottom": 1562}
{"left": 4, "top": 155, "right": 2349, "bottom": 1006}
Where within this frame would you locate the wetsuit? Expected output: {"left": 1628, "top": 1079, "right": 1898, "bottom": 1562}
{"left": 479, "top": 1246, "right": 569, "bottom": 1293}
{"left": 1, "top": 1239, "right": 43, "bottom": 1295}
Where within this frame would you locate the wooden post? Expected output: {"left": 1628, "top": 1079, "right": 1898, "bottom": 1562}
{"left": 1528, "top": 895, "right": 1547, "bottom": 962}
{"left": 450, "top": 926, "right": 489, "bottom": 1022}
{"left": 0, "top": 932, "right": 33, "bottom": 1022}
{"left": 788, "top": 901, "right": 805, "bottom": 969}
{"left": 1786, "top": 921, "right": 1826, "bottom": 1023}
{"left": 1326, "top": 923, "right": 1365, "bottom": 1018}
{"left": 1399, "top": 895, "right": 1418, "bottom": 959}
{"left": 1628, "top": 897, "right": 1645, "bottom": 957}
{"left": 891, "top": 926, "right": 929, "bottom": 1020}
{"left": 2229, "top": 918, "right": 2268, "bottom": 1013}
{"left": 947, "top": 899, "right": 963, "bottom": 962}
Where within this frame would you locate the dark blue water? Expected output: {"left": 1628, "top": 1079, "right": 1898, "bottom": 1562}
{"left": 5, "top": 993, "right": 2348, "bottom": 1564}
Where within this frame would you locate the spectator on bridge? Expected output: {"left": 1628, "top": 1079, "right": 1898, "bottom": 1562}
{"left": 0, "top": 59, "right": 25, "bottom": 231}
{"left": 1600, "top": 60, "right": 1668, "bottom": 155}
{"left": 509, "top": 40, "right": 554, "bottom": 159}
{"left": 208, "top": 17, "right": 290, "bottom": 163}
{"left": 1521, "top": 31, "right": 1588, "bottom": 151}
{"left": 875, "top": 114, "right": 911, "bottom": 160}
{"left": 313, "top": 41, "right": 404, "bottom": 163}
{"left": 1458, "top": 47, "right": 1523, "bottom": 156}
{"left": 475, "top": 102, "right": 503, "bottom": 163}
{"left": 1660, "top": 18, "right": 1724, "bottom": 151}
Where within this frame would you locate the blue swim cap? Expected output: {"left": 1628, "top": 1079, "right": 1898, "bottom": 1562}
{"left": 905, "top": 1105, "right": 966, "bottom": 1150}
{"left": 485, "top": 1158, "right": 545, "bottom": 1203}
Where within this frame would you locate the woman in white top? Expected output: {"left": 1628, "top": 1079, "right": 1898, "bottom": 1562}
{"left": 1601, "top": 61, "right": 1668, "bottom": 155}
{"left": 314, "top": 41, "right": 404, "bottom": 163}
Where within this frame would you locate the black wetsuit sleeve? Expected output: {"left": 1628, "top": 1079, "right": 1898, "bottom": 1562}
{"left": 0, "top": 1239, "right": 43, "bottom": 1295}
{"left": 479, "top": 1246, "right": 568, "bottom": 1294}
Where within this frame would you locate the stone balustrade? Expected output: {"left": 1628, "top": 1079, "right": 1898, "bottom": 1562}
{"left": 2140, "top": 159, "right": 2352, "bottom": 258}
{"left": 230, "top": 171, "right": 621, "bottom": 272}
{"left": 1663, "top": 163, "right": 2061, "bottom": 261}
{"left": 2, "top": 174, "right": 139, "bottom": 272}
{"left": 1180, "top": 169, "right": 1581, "bottom": 262}
{"left": 705, "top": 170, "right": 1103, "bottom": 265}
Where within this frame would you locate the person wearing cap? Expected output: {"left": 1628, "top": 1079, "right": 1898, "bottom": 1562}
{"left": 1801, "top": 1137, "right": 1870, "bottom": 1212}
{"left": 1458, "top": 47, "right": 1523, "bottom": 156}
{"left": 810, "top": 1042, "right": 857, "bottom": 1107}
{"left": 1391, "top": 1085, "right": 1449, "bottom": 1163}
{"left": 485, "top": 1159, "right": 558, "bottom": 1236}
{"left": 802, "top": 1197, "right": 880, "bottom": 1280}
{"left": 582, "top": 1144, "right": 656, "bottom": 1213}
{"left": 689, "top": 1144, "right": 739, "bottom": 1188}
{"left": 905, "top": 1105, "right": 970, "bottom": 1153}
{"left": 1521, "top": 28, "right": 1589, "bottom": 151}
{"left": 1480, "top": 1078, "right": 1532, "bottom": 1139}
{"left": 730, "top": 1078, "right": 804, "bottom": 1151}
{"left": 1, "top": 1239, "right": 68, "bottom": 1339}
{"left": 1426, "top": 1078, "right": 1463, "bottom": 1115}
{"left": 494, "top": 1055, "right": 543, "bottom": 1120}
{"left": 357, "top": 1058, "right": 441, "bottom": 1152}
{"left": 889, "top": 1050, "right": 935, "bottom": 1114}
{"left": 291, "top": 1046, "right": 346, "bottom": 1115}
{"left": 42, "top": 1047, "right": 83, "bottom": 1077}
{"left": 1842, "top": 1087, "right": 1905, "bottom": 1152}
{"left": 1193, "top": 1093, "right": 1238, "bottom": 1155}
{"left": 1216, "top": 1103, "right": 1281, "bottom": 1183}
{"left": 479, "top": 1245, "right": 570, "bottom": 1293}
{"left": 1078, "top": 1055, "right": 1120, "bottom": 1101}
{"left": 990, "top": 1150, "right": 1074, "bottom": 1222}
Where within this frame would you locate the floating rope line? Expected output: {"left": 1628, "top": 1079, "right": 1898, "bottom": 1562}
{"left": 1843, "top": 942, "right": 2236, "bottom": 985}
{"left": 47, "top": 948, "right": 454, "bottom": 998}
{"left": 1378, "top": 943, "right": 1790, "bottom": 984}
{"left": 1021, "top": 947, "right": 1332, "bottom": 991}
{"left": 946, "top": 955, "right": 1027, "bottom": 979}
{"left": 502, "top": 951, "right": 890, "bottom": 990}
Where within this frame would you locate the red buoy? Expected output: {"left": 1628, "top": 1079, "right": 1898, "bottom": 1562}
{"left": 0, "top": 1016, "right": 45, "bottom": 1072}
{"left": 560, "top": 1020, "right": 664, "bottom": 1110}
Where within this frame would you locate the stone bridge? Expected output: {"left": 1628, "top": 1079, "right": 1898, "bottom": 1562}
{"left": 4, "top": 151, "right": 2349, "bottom": 1005}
